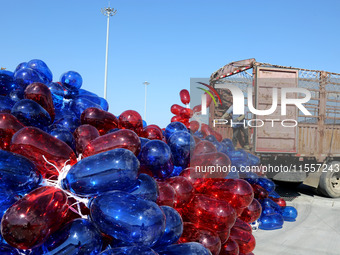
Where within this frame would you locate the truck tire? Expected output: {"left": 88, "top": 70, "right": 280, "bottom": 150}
{"left": 317, "top": 161, "right": 340, "bottom": 198}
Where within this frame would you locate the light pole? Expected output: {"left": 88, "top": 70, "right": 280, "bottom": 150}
{"left": 101, "top": 6, "right": 117, "bottom": 100}
{"left": 143, "top": 81, "right": 150, "bottom": 120}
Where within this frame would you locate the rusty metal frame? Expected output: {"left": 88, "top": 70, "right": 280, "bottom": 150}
{"left": 254, "top": 66, "right": 299, "bottom": 154}
{"left": 209, "top": 60, "right": 340, "bottom": 161}
{"left": 317, "top": 72, "right": 327, "bottom": 161}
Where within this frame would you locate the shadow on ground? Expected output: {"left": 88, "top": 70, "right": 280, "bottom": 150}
{"left": 254, "top": 182, "right": 340, "bottom": 255}
{"left": 274, "top": 182, "right": 320, "bottom": 201}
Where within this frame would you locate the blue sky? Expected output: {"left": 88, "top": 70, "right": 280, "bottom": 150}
{"left": 0, "top": 0, "right": 339, "bottom": 127}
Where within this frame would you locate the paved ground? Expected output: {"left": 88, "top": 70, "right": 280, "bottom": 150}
{"left": 253, "top": 184, "right": 340, "bottom": 255}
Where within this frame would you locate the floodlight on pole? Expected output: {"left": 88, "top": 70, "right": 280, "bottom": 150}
{"left": 143, "top": 81, "right": 150, "bottom": 121}
{"left": 101, "top": 6, "right": 117, "bottom": 100}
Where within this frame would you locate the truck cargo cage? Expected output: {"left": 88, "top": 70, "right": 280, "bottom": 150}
{"left": 209, "top": 59, "right": 340, "bottom": 161}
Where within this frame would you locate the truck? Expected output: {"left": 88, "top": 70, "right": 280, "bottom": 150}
{"left": 208, "top": 58, "right": 340, "bottom": 197}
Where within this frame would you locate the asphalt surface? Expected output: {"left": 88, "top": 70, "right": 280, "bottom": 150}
{"left": 253, "top": 184, "right": 340, "bottom": 255}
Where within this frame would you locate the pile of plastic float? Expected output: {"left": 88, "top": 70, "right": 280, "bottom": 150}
{"left": 0, "top": 60, "right": 297, "bottom": 255}
{"left": 170, "top": 89, "right": 298, "bottom": 231}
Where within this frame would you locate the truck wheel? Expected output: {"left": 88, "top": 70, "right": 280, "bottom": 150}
{"left": 318, "top": 161, "right": 340, "bottom": 198}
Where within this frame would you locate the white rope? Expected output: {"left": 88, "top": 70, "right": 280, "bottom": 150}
{"left": 251, "top": 220, "right": 260, "bottom": 232}
{"left": 41, "top": 155, "right": 89, "bottom": 219}
{"left": 42, "top": 155, "right": 61, "bottom": 174}
{"left": 77, "top": 153, "right": 83, "bottom": 162}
